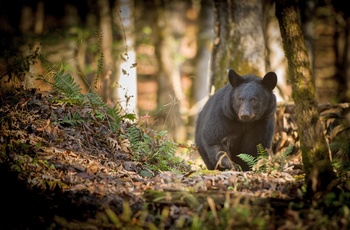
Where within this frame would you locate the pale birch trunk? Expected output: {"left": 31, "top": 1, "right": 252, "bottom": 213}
{"left": 116, "top": 0, "right": 138, "bottom": 115}
{"left": 193, "top": 0, "right": 214, "bottom": 114}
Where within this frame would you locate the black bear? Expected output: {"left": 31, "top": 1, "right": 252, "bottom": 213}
{"left": 195, "top": 69, "right": 277, "bottom": 171}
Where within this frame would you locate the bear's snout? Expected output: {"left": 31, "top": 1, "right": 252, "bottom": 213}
{"left": 238, "top": 107, "right": 255, "bottom": 121}
{"left": 239, "top": 114, "right": 252, "bottom": 121}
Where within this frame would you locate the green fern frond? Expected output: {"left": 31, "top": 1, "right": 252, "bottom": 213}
{"left": 53, "top": 70, "right": 82, "bottom": 96}
{"left": 85, "top": 93, "right": 108, "bottom": 109}
{"left": 282, "top": 145, "right": 294, "bottom": 156}
{"left": 256, "top": 144, "right": 268, "bottom": 158}
{"left": 124, "top": 125, "right": 185, "bottom": 173}
{"left": 279, "top": 145, "right": 293, "bottom": 171}
{"left": 107, "top": 106, "right": 123, "bottom": 132}
{"left": 59, "top": 112, "right": 84, "bottom": 126}
{"left": 35, "top": 55, "right": 61, "bottom": 85}
{"left": 126, "top": 125, "right": 143, "bottom": 152}
{"left": 237, "top": 153, "right": 258, "bottom": 170}
{"left": 39, "top": 55, "right": 61, "bottom": 74}
{"left": 93, "top": 26, "right": 104, "bottom": 90}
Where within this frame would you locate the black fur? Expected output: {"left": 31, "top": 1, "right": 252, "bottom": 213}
{"left": 195, "top": 69, "right": 277, "bottom": 171}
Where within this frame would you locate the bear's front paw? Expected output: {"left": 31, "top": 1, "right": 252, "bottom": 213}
{"left": 215, "top": 151, "right": 238, "bottom": 171}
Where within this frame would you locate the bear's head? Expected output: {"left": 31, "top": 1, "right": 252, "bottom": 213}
{"left": 227, "top": 69, "right": 277, "bottom": 122}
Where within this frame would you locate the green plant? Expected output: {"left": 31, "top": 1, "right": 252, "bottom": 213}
{"left": 124, "top": 125, "right": 188, "bottom": 174}
{"left": 278, "top": 144, "right": 294, "bottom": 171}
{"left": 36, "top": 59, "right": 135, "bottom": 131}
{"left": 52, "top": 69, "right": 82, "bottom": 96}
{"left": 92, "top": 26, "right": 104, "bottom": 91}
{"left": 330, "top": 134, "right": 350, "bottom": 172}
{"left": 237, "top": 144, "right": 294, "bottom": 172}
{"left": 192, "top": 196, "right": 269, "bottom": 229}
{"left": 237, "top": 144, "right": 267, "bottom": 171}
{"left": 236, "top": 153, "right": 259, "bottom": 171}
{"left": 59, "top": 112, "right": 84, "bottom": 126}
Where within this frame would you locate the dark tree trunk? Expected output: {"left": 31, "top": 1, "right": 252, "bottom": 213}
{"left": 275, "top": 0, "right": 335, "bottom": 197}
{"left": 210, "top": 0, "right": 230, "bottom": 90}
{"left": 211, "top": 0, "right": 266, "bottom": 91}
{"left": 98, "top": 0, "right": 115, "bottom": 102}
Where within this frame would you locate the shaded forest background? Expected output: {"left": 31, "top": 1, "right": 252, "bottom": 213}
{"left": 1, "top": 0, "right": 350, "bottom": 143}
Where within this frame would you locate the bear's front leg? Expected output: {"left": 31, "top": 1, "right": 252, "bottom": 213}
{"left": 204, "top": 143, "right": 237, "bottom": 170}
{"left": 241, "top": 119, "right": 274, "bottom": 158}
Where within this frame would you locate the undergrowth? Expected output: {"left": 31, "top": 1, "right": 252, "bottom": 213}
{"left": 124, "top": 125, "right": 188, "bottom": 176}
{"left": 237, "top": 144, "right": 294, "bottom": 173}
{"left": 1, "top": 39, "right": 189, "bottom": 175}
{"left": 44, "top": 68, "right": 189, "bottom": 174}
{"left": 30, "top": 46, "right": 188, "bottom": 174}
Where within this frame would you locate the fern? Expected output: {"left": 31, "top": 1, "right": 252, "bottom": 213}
{"left": 30, "top": 36, "right": 135, "bottom": 134}
{"left": 92, "top": 26, "right": 104, "bottom": 90}
{"left": 124, "top": 126, "right": 185, "bottom": 173}
{"left": 279, "top": 145, "right": 294, "bottom": 171}
{"left": 126, "top": 125, "right": 143, "bottom": 153}
{"left": 152, "top": 132, "right": 177, "bottom": 161}
{"left": 256, "top": 144, "right": 268, "bottom": 158}
{"left": 105, "top": 106, "right": 121, "bottom": 132}
{"left": 85, "top": 92, "right": 108, "bottom": 109}
{"left": 59, "top": 112, "right": 84, "bottom": 126}
{"left": 237, "top": 144, "right": 269, "bottom": 171}
{"left": 237, "top": 144, "right": 294, "bottom": 172}
{"left": 38, "top": 66, "right": 134, "bottom": 132}
{"left": 39, "top": 55, "right": 61, "bottom": 76}
{"left": 53, "top": 70, "right": 82, "bottom": 96}
{"left": 237, "top": 153, "right": 258, "bottom": 171}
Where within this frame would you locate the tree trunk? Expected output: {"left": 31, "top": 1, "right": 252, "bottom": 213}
{"left": 210, "top": 0, "right": 230, "bottom": 90}
{"left": 116, "top": 0, "right": 138, "bottom": 114}
{"left": 98, "top": 0, "right": 115, "bottom": 102}
{"left": 229, "top": 0, "right": 266, "bottom": 76}
{"left": 263, "top": 0, "right": 290, "bottom": 102}
{"left": 275, "top": 0, "right": 335, "bottom": 197}
{"left": 192, "top": 0, "right": 213, "bottom": 120}
{"left": 211, "top": 0, "right": 266, "bottom": 90}
{"left": 25, "top": 1, "right": 44, "bottom": 89}
{"left": 20, "top": 5, "right": 33, "bottom": 33}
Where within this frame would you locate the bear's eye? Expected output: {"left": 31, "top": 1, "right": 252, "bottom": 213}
{"left": 237, "top": 98, "right": 243, "bottom": 103}
{"left": 250, "top": 98, "right": 257, "bottom": 103}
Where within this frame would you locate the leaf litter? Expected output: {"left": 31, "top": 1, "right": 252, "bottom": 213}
{"left": 0, "top": 88, "right": 349, "bottom": 229}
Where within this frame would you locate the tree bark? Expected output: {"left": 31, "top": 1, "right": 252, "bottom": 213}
{"left": 263, "top": 0, "right": 290, "bottom": 102}
{"left": 192, "top": 0, "right": 213, "bottom": 119}
{"left": 98, "top": 0, "right": 115, "bottom": 102}
{"left": 116, "top": 0, "right": 138, "bottom": 114}
{"left": 210, "top": 0, "right": 230, "bottom": 90}
{"left": 275, "top": 0, "right": 335, "bottom": 197}
{"left": 211, "top": 0, "right": 266, "bottom": 91}
{"left": 229, "top": 0, "right": 266, "bottom": 76}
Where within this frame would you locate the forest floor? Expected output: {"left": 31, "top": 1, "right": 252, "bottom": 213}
{"left": 1, "top": 88, "right": 349, "bottom": 229}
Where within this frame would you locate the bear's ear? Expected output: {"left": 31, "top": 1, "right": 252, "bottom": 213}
{"left": 228, "top": 69, "right": 244, "bottom": 87}
{"left": 262, "top": 72, "right": 277, "bottom": 91}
